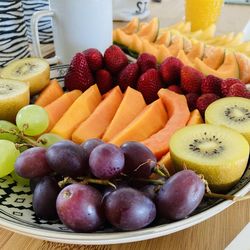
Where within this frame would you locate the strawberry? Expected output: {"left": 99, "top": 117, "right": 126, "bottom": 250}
{"left": 95, "top": 69, "right": 113, "bottom": 94}
{"left": 180, "top": 66, "right": 204, "bottom": 94}
{"left": 201, "top": 75, "right": 222, "bottom": 96}
{"left": 221, "top": 78, "right": 244, "bottom": 97}
{"left": 227, "top": 83, "right": 250, "bottom": 98}
{"left": 185, "top": 93, "right": 199, "bottom": 111}
{"left": 83, "top": 48, "right": 103, "bottom": 72}
{"left": 137, "top": 53, "right": 157, "bottom": 74}
{"left": 64, "top": 52, "right": 94, "bottom": 92}
{"left": 196, "top": 93, "right": 220, "bottom": 115}
{"left": 104, "top": 45, "right": 128, "bottom": 73}
{"left": 117, "top": 63, "right": 139, "bottom": 92}
{"left": 168, "top": 85, "right": 183, "bottom": 94}
{"left": 136, "top": 68, "right": 162, "bottom": 104}
{"left": 159, "top": 57, "right": 183, "bottom": 86}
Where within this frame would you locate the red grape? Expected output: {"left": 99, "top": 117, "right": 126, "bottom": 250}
{"left": 104, "top": 187, "right": 156, "bottom": 231}
{"left": 156, "top": 170, "right": 205, "bottom": 220}
{"left": 15, "top": 147, "right": 52, "bottom": 179}
{"left": 56, "top": 184, "right": 104, "bottom": 232}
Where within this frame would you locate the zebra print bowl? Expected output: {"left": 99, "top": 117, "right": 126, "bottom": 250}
{"left": 0, "top": 65, "right": 249, "bottom": 244}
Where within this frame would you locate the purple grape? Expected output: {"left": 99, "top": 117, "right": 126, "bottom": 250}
{"left": 46, "top": 141, "right": 87, "bottom": 178}
{"left": 89, "top": 143, "right": 125, "bottom": 179}
{"left": 104, "top": 187, "right": 156, "bottom": 231}
{"left": 139, "top": 184, "right": 158, "bottom": 201}
{"left": 15, "top": 147, "right": 52, "bottom": 179}
{"left": 81, "top": 138, "right": 104, "bottom": 158}
{"left": 32, "top": 176, "right": 61, "bottom": 220}
{"left": 56, "top": 184, "right": 104, "bottom": 232}
{"left": 121, "top": 141, "right": 157, "bottom": 178}
{"left": 156, "top": 170, "right": 205, "bottom": 220}
{"left": 30, "top": 177, "right": 42, "bottom": 193}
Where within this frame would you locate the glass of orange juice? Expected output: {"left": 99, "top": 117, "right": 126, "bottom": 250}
{"left": 185, "top": 0, "right": 224, "bottom": 31}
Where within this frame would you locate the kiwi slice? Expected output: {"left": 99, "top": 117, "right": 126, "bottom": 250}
{"left": 1, "top": 58, "right": 50, "bottom": 95}
{"left": 169, "top": 124, "right": 249, "bottom": 192}
{"left": 205, "top": 97, "right": 250, "bottom": 144}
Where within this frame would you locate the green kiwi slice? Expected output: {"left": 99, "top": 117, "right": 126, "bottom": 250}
{"left": 169, "top": 124, "right": 249, "bottom": 192}
{"left": 205, "top": 97, "right": 250, "bottom": 144}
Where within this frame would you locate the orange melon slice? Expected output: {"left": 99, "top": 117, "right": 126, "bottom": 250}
{"left": 187, "top": 41, "right": 205, "bottom": 61}
{"left": 72, "top": 86, "right": 123, "bottom": 144}
{"left": 141, "top": 40, "right": 159, "bottom": 58}
{"left": 155, "top": 31, "right": 172, "bottom": 46}
{"left": 128, "top": 34, "right": 143, "bottom": 54}
{"left": 51, "top": 84, "right": 102, "bottom": 139}
{"left": 102, "top": 87, "right": 146, "bottom": 142}
{"left": 235, "top": 52, "right": 250, "bottom": 83}
{"left": 137, "top": 17, "right": 159, "bottom": 42}
{"left": 114, "top": 29, "right": 133, "bottom": 47}
{"left": 110, "top": 99, "right": 168, "bottom": 146}
{"left": 157, "top": 44, "right": 172, "bottom": 63}
{"left": 203, "top": 45, "right": 225, "bottom": 69}
{"left": 142, "top": 89, "right": 190, "bottom": 159}
{"left": 187, "top": 109, "right": 204, "bottom": 125}
{"left": 167, "top": 34, "right": 184, "bottom": 57}
{"left": 177, "top": 50, "right": 195, "bottom": 67}
{"left": 121, "top": 18, "right": 139, "bottom": 34}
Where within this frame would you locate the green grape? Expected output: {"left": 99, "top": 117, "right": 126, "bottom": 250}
{"left": 16, "top": 105, "right": 49, "bottom": 136}
{"left": 11, "top": 170, "right": 30, "bottom": 187}
{"left": 0, "top": 120, "right": 19, "bottom": 142}
{"left": 37, "top": 133, "right": 63, "bottom": 148}
{"left": 0, "top": 140, "right": 20, "bottom": 178}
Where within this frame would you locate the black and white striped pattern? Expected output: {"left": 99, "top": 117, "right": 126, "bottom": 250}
{"left": 21, "top": 0, "right": 53, "bottom": 44}
{"left": 0, "top": 1, "right": 30, "bottom": 67}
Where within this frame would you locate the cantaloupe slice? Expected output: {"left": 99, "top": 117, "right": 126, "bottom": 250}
{"left": 158, "top": 152, "right": 175, "bottom": 175}
{"left": 157, "top": 44, "right": 172, "bottom": 63}
{"left": 155, "top": 31, "right": 172, "bottom": 46}
{"left": 72, "top": 86, "right": 123, "bottom": 144}
{"left": 110, "top": 99, "right": 168, "bottom": 146}
{"left": 114, "top": 28, "right": 133, "bottom": 48}
{"left": 121, "top": 17, "right": 139, "bottom": 34}
{"left": 137, "top": 17, "right": 159, "bottom": 42}
{"left": 177, "top": 50, "right": 195, "bottom": 67}
{"left": 51, "top": 84, "right": 102, "bottom": 139}
{"left": 187, "top": 109, "right": 204, "bottom": 125}
{"left": 195, "top": 52, "right": 240, "bottom": 79}
{"left": 203, "top": 45, "right": 225, "bottom": 69}
{"left": 102, "top": 87, "right": 146, "bottom": 142}
{"left": 167, "top": 33, "right": 184, "bottom": 57}
{"left": 183, "top": 37, "right": 193, "bottom": 54}
{"left": 128, "top": 34, "right": 143, "bottom": 54}
{"left": 142, "top": 89, "right": 190, "bottom": 159}
{"left": 141, "top": 40, "right": 159, "bottom": 58}
{"left": 45, "top": 90, "right": 82, "bottom": 131}
{"left": 187, "top": 41, "right": 205, "bottom": 61}
{"left": 235, "top": 52, "right": 250, "bottom": 83}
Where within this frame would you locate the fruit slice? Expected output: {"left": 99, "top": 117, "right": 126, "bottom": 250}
{"left": 195, "top": 52, "right": 240, "bottom": 79}
{"left": 1, "top": 58, "right": 50, "bottom": 95}
{"left": 155, "top": 31, "right": 172, "bottom": 46}
{"left": 202, "top": 45, "right": 225, "bottom": 69}
{"left": 187, "top": 109, "right": 204, "bottom": 125}
{"left": 167, "top": 33, "right": 184, "bottom": 57}
{"left": 102, "top": 87, "right": 146, "bottom": 142}
{"left": 45, "top": 90, "right": 82, "bottom": 131}
{"left": 137, "top": 17, "right": 159, "bottom": 42}
{"left": 0, "top": 79, "right": 30, "bottom": 122}
{"left": 169, "top": 124, "right": 249, "bottom": 192}
{"left": 142, "top": 89, "right": 190, "bottom": 159}
{"left": 121, "top": 17, "right": 139, "bottom": 34}
{"left": 35, "top": 79, "right": 64, "bottom": 107}
{"left": 113, "top": 29, "right": 133, "bottom": 48}
{"left": 110, "top": 99, "right": 168, "bottom": 146}
{"left": 51, "top": 84, "right": 101, "bottom": 139}
{"left": 157, "top": 45, "right": 172, "bottom": 64}
{"left": 187, "top": 41, "right": 205, "bottom": 61}
{"left": 72, "top": 86, "right": 123, "bottom": 144}
{"left": 141, "top": 40, "right": 159, "bottom": 58}
{"left": 205, "top": 97, "right": 250, "bottom": 144}
{"left": 128, "top": 34, "right": 143, "bottom": 54}
{"left": 177, "top": 50, "right": 195, "bottom": 67}
{"left": 235, "top": 52, "right": 250, "bottom": 84}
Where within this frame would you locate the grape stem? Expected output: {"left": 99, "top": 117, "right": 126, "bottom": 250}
{"left": 58, "top": 177, "right": 117, "bottom": 189}
{"left": 133, "top": 178, "right": 165, "bottom": 185}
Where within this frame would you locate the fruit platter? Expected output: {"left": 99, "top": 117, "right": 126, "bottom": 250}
{"left": 0, "top": 17, "right": 249, "bottom": 245}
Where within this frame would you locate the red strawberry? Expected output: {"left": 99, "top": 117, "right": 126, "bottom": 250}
{"left": 104, "top": 45, "right": 128, "bottom": 73}
{"left": 185, "top": 93, "right": 199, "bottom": 111}
{"left": 83, "top": 48, "right": 103, "bottom": 72}
{"left": 201, "top": 75, "right": 222, "bottom": 96}
{"left": 196, "top": 93, "right": 220, "bottom": 115}
{"left": 137, "top": 68, "right": 162, "bottom": 104}
{"left": 95, "top": 69, "right": 113, "bottom": 94}
{"left": 117, "top": 63, "right": 139, "bottom": 92}
{"left": 159, "top": 57, "right": 183, "bottom": 86}
{"left": 227, "top": 83, "right": 249, "bottom": 98}
{"left": 181, "top": 66, "right": 204, "bottom": 94}
{"left": 221, "top": 78, "right": 244, "bottom": 97}
{"left": 168, "top": 85, "right": 183, "bottom": 94}
{"left": 64, "top": 52, "right": 94, "bottom": 92}
{"left": 137, "top": 53, "right": 157, "bottom": 74}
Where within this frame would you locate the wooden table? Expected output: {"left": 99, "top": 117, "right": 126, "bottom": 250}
{"left": 3, "top": 1, "right": 250, "bottom": 249}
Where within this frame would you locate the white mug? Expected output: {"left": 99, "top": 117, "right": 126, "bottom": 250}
{"left": 31, "top": 0, "right": 113, "bottom": 64}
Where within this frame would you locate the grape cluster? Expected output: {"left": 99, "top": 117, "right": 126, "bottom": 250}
{"left": 14, "top": 138, "right": 206, "bottom": 233}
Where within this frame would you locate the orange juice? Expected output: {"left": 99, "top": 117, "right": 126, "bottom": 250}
{"left": 185, "top": 0, "right": 224, "bottom": 31}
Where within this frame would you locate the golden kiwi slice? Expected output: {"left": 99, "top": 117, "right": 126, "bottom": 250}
{"left": 169, "top": 124, "right": 249, "bottom": 192}
{"left": 1, "top": 58, "right": 50, "bottom": 95}
{"left": 205, "top": 97, "right": 250, "bottom": 144}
